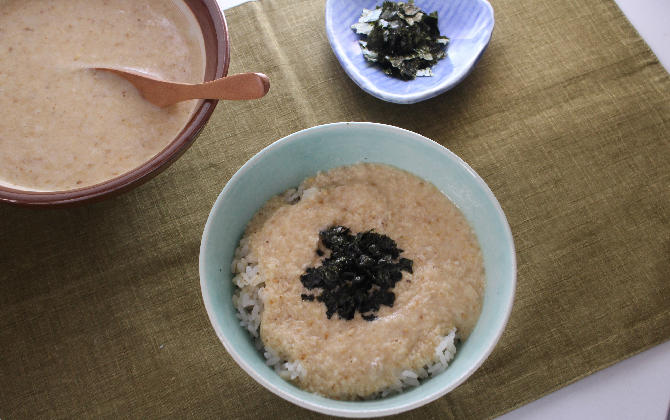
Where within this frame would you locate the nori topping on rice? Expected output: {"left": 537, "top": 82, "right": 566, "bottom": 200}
{"left": 300, "top": 225, "right": 413, "bottom": 321}
{"left": 351, "top": 0, "right": 450, "bottom": 80}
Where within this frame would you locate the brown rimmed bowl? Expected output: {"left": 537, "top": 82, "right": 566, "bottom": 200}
{"left": 0, "top": 0, "right": 229, "bottom": 207}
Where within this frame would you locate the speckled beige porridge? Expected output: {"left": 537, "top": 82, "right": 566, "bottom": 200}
{"left": 232, "top": 163, "right": 485, "bottom": 399}
{"left": 0, "top": 0, "right": 205, "bottom": 191}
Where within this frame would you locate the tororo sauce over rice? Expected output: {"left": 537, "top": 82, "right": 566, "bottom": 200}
{"left": 232, "top": 163, "right": 484, "bottom": 399}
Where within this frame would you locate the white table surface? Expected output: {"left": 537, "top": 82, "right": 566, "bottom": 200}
{"left": 216, "top": 0, "right": 670, "bottom": 418}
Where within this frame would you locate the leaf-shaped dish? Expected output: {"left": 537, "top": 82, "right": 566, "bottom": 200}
{"left": 325, "top": 0, "right": 494, "bottom": 104}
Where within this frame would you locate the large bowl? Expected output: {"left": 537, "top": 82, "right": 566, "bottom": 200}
{"left": 0, "top": 0, "right": 229, "bottom": 206}
{"left": 199, "top": 122, "right": 515, "bottom": 417}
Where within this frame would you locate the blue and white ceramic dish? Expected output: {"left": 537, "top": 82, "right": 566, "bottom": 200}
{"left": 200, "top": 122, "right": 515, "bottom": 417}
{"left": 325, "top": 0, "right": 494, "bottom": 104}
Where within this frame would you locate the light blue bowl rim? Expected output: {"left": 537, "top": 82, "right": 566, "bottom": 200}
{"left": 324, "top": 0, "right": 495, "bottom": 104}
{"left": 199, "top": 122, "right": 516, "bottom": 417}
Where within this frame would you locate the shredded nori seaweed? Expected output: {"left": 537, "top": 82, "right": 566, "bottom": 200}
{"left": 351, "top": 1, "right": 449, "bottom": 80}
{"left": 300, "top": 225, "right": 413, "bottom": 321}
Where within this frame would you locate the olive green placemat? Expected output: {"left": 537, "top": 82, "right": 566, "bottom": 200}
{"left": 1, "top": 0, "right": 668, "bottom": 418}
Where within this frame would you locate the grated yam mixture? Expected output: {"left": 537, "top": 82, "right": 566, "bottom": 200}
{"left": 232, "top": 163, "right": 484, "bottom": 399}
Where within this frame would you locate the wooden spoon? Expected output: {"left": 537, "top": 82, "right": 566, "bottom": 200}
{"left": 94, "top": 68, "right": 270, "bottom": 107}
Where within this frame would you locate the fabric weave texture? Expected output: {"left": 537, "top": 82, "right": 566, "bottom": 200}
{"left": 1, "top": 0, "right": 668, "bottom": 418}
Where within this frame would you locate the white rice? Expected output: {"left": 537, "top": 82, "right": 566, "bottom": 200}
{"left": 231, "top": 190, "right": 459, "bottom": 398}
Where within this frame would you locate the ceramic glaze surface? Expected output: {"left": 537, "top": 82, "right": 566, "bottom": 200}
{"left": 200, "top": 123, "right": 515, "bottom": 417}
{"left": 325, "top": 0, "right": 494, "bottom": 104}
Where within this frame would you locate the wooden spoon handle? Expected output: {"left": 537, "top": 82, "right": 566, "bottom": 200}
{"left": 179, "top": 72, "right": 270, "bottom": 101}
{"left": 94, "top": 68, "right": 270, "bottom": 107}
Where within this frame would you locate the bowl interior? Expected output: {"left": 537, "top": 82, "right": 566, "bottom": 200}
{"left": 0, "top": 0, "right": 229, "bottom": 206}
{"left": 325, "top": 0, "right": 494, "bottom": 104}
{"left": 200, "top": 122, "right": 515, "bottom": 417}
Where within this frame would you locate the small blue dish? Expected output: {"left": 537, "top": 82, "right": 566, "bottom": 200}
{"left": 200, "top": 122, "right": 516, "bottom": 417}
{"left": 325, "top": 0, "right": 494, "bottom": 104}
